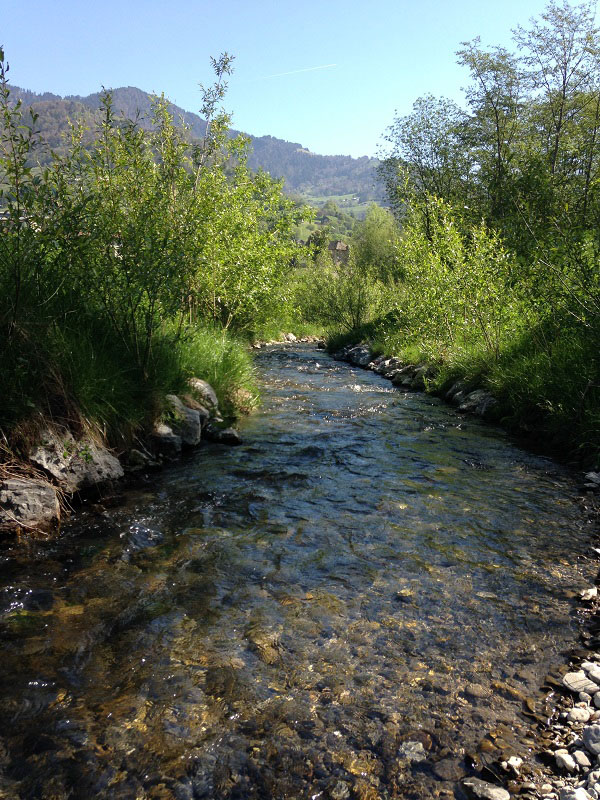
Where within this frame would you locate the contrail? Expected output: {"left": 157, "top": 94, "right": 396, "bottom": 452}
{"left": 259, "top": 64, "right": 337, "bottom": 79}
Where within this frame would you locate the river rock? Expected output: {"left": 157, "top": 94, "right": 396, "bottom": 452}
{"left": 583, "top": 724, "right": 600, "bottom": 754}
{"left": 328, "top": 781, "right": 350, "bottom": 800}
{"left": 166, "top": 395, "right": 202, "bottom": 447}
{"left": 559, "top": 788, "right": 593, "bottom": 800}
{"left": 188, "top": 378, "right": 220, "bottom": 416}
{"left": 151, "top": 423, "right": 182, "bottom": 459}
{"left": 410, "top": 366, "right": 430, "bottom": 390}
{"left": 127, "top": 448, "right": 160, "bottom": 470}
{"left": 563, "top": 672, "right": 600, "bottom": 695}
{"left": 556, "top": 751, "right": 578, "bottom": 772}
{"left": 0, "top": 478, "right": 60, "bottom": 531}
{"left": 376, "top": 357, "right": 404, "bottom": 376}
{"left": 29, "top": 428, "right": 123, "bottom": 493}
{"left": 464, "top": 682, "right": 490, "bottom": 699}
{"left": 462, "top": 776, "right": 510, "bottom": 800}
{"left": 446, "top": 380, "right": 469, "bottom": 404}
{"left": 346, "top": 345, "right": 372, "bottom": 367}
{"left": 204, "top": 425, "right": 242, "bottom": 446}
{"left": 570, "top": 708, "right": 593, "bottom": 723}
{"left": 583, "top": 663, "right": 600, "bottom": 684}
{"left": 284, "top": 332, "right": 297, "bottom": 342}
{"left": 574, "top": 750, "right": 592, "bottom": 768}
{"left": 432, "top": 757, "right": 466, "bottom": 781}
{"left": 458, "top": 389, "right": 497, "bottom": 417}
{"left": 398, "top": 741, "right": 427, "bottom": 762}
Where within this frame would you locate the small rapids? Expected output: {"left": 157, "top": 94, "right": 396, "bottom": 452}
{"left": 0, "top": 345, "right": 593, "bottom": 799}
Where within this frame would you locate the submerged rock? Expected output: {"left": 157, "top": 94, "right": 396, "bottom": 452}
{"left": 0, "top": 478, "right": 60, "bottom": 531}
{"left": 398, "top": 740, "right": 427, "bottom": 763}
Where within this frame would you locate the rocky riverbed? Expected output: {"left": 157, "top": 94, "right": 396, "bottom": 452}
{"left": 332, "top": 341, "right": 600, "bottom": 800}
{"left": 1, "top": 342, "right": 599, "bottom": 799}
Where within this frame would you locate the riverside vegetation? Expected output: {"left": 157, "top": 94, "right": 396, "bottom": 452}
{"left": 3, "top": 0, "right": 600, "bottom": 514}
{"left": 0, "top": 49, "right": 312, "bottom": 503}
{"left": 294, "top": 0, "right": 600, "bottom": 465}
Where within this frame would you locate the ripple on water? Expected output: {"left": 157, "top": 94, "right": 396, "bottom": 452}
{"left": 0, "top": 344, "right": 593, "bottom": 799}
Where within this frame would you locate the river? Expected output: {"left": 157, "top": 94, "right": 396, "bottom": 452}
{"left": 0, "top": 344, "right": 593, "bottom": 799}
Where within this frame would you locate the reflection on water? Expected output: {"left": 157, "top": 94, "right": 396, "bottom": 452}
{"left": 0, "top": 346, "right": 592, "bottom": 799}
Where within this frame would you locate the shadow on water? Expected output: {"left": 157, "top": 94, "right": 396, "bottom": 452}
{"left": 0, "top": 344, "right": 593, "bottom": 799}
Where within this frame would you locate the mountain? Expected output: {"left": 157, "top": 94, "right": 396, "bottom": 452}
{"left": 10, "top": 85, "right": 383, "bottom": 202}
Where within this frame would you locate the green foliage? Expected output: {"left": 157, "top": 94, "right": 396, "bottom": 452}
{"left": 356, "top": 1, "right": 600, "bottom": 461}
{"left": 0, "top": 50, "right": 301, "bottom": 443}
{"left": 295, "top": 250, "right": 388, "bottom": 333}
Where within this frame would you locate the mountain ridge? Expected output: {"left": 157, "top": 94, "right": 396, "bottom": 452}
{"left": 10, "top": 84, "right": 383, "bottom": 201}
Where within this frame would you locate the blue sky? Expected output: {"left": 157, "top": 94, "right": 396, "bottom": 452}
{"left": 4, "top": 0, "right": 554, "bottom": 157}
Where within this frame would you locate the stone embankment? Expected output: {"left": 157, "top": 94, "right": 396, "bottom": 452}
{"left": 0, "top": 377, "right": 241, "bottom": 535}
{"left": 332, "top": 342, "right": 500, "bottom": 420}
{"left": 334, "top": 341, "right": 600, "bottom": 800}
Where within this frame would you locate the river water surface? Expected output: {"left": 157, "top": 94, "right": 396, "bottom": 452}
{"left": 0, "top": 345, "right": 594, "bottom": 799}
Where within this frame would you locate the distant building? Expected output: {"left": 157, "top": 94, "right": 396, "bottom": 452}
{"left": 327, "top": 240, "right": 349, "bottom": 265}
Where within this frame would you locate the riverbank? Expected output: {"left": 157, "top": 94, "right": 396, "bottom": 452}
{"left": 0, "top": 373, "right": 246, "bottom": 535}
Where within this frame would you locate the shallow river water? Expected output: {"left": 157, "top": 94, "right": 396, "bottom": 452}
{"left": 0, "top": 345, "right": 594, "bottom": 799}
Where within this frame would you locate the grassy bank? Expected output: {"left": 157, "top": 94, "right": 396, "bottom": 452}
{"left": 326, "top": 310, "right": 600, "bottom": 467}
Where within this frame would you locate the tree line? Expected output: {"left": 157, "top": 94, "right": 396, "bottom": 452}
{"left": 298, "top": 1, "right": 600, "bottom": 460}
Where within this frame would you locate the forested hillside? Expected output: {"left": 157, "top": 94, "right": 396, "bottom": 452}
{"left": 10, "top": 85, "right": 382, "bottom": 201}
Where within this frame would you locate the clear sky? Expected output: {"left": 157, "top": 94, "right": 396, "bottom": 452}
{"left": 3, "top": 0, "right": 555, "bottom": 158}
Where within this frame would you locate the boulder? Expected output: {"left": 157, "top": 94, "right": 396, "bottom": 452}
{"left": 458, "top": 389, "right": 496, "bottom": 416}
{"left": 29, "top": 428, "right": 123, "bottom": 494}
{"left": 284, "top": 332, "right": 297, "bottom": 342}
{"left": 204, "top": 425, "right": 242, "bottom": 446}
{"left": 188, "top": 378, "right": 220, "bottom": 417}
{"left": 0, "top": 478, "right": 60, "bottom": 531}
{"left": 151, "top": 423, "right": 182, "bottom": 459}
{"left": 127, "top": 448, "right": 160, "bottom": 471}
{"left": 165, "top": 395, "right": 202, "bottom": 447}
{"left": 346, "top": 345, "right": 372, "bottom": 367}
{"left": 376, "top": 357, "right": 404, "bottom": 376}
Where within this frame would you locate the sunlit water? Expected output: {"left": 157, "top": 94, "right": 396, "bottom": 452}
{"left": 0, "top": 345, "right": 593, "bottom": 799}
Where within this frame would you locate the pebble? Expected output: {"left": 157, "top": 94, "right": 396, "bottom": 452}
{"left": 556, "top": 752, "right": 578, "bottom": 772}
{"left": 594, "top": 694, "right": 600, "bottom": 710}
{"left": 581, "top": 693, "right": 593, "bottom": 703}
{"left": 583, "top": 664, "right": 600, "bottom": 685}
{"left": 571, "top": 709, "right": 593, "bottom": 724}
{"left": 574, "top": 751, "right": 593, "bottom": 768}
